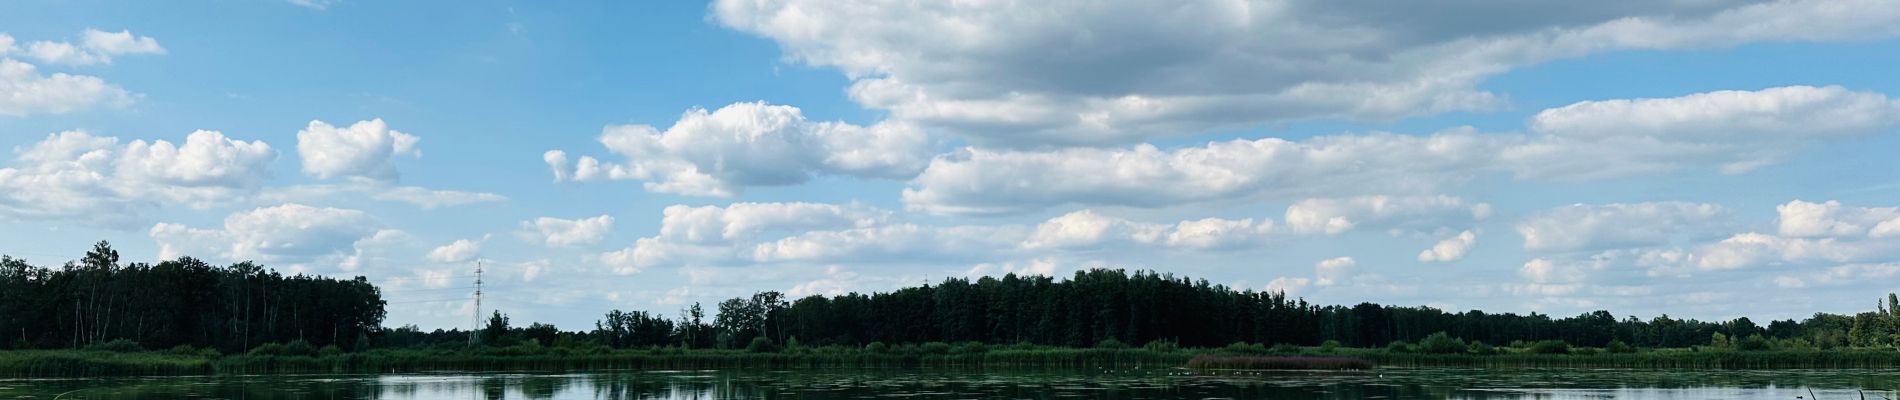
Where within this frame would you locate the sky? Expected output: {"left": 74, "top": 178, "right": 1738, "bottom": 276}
{"left": 4, "top": 0, "right": 1900, "bottom": 331}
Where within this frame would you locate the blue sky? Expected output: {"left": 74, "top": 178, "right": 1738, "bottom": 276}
{"left": 5, "top": 0, "right": 1900, "bottom": 330}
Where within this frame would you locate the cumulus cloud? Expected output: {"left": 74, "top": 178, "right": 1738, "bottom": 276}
{"left": 1265, "top": 277, "right": 1312, "bottom": 296}
{"left": 1314, "top": 256, "right": 1358, "bottom": 287}
{"left": 1512, "top": 85, "right": 1900, "bottom": 177}
{"left": 24, "top": 29, "right": 164, "bottom": 66}
{"left": 519, "top": 215, "right": 615, "bottom": 247}
{"left": 427, "top": 239, "right": 482, "bottom": 263}
{"left": 1285, "top": 195, "right": 1490, "bottom": 235}
{"left": 1776, "top": 200, "right": 1900, "bottom": 238}
{"left": 1516, "top": 202, "right": 1730, "bottom": 252}
{"left": 296, "top": 118, "right": 421, "bottom": 182}
{"left": 0, "top": 59, "right": 134, "bottom": 116}
{"left": 965, "top": 258, "right": 1065, "bottom": 279}
{"left": 547, "top": 102, "right": 934, "bottom": 196}
{"left": 0, "top": 130, "right": 276, "bottom": 226}
{"left": 150, "top": 204, "right": 382, "bottom": 270}
{"left": 1022, "top": 210, "right": 1273, "bottom": 251}
{"left": 595, "top": 202, "right": 899, "bottom": 271}
{"left": 902, "top": 86, "right": 1900, "bottom": 215}
{"left": 659, "top": 202, "right": 888, "bottom": 245}
{"left": 1418, "top": 230, "right": 1477, "bottom": 263}
{"left": 714, "top": 0, "right": 1900, "bottom": 146}
{"left": 904, "top": 131, "right": 1508, "bottom": 215}
{"left": 751, "top": 224, "right": 1025, "bottom": 264}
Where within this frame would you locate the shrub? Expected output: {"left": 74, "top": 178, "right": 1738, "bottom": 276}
{"left": 1526, "top": 340, "right": 1570, "bottom": 354}
{"left": 745, "top": 337, "right": 780, "bottom": 353}
{"left": 1419, "top": 332, "right": 1468, "bottom": 354}
{"left": 917, "top": 341, "right": 952, "bottom": 355}
{"left": 1571, "top": 347, "right": 1601, "bottom": 355}
{"left": 282, "top": 340, "right": 316, "bottom": 357}
{"left": 1319, "top": 340, "right": 1342, "bottom": 353}
{"left": 1605, "top": 340, "right": 1636, "bottom": 354}
{"left": 1385, "top": 340, "right": 1415, "bottom": 353}
{"left": 164, "top": 344, "right": 199, "bottom": 356}
{"left": 1270, "top": 343, "right": 1302, "bottom": 354}
{"left": 1095, "top": 338, "right": 1128, "bottom": 349}
{"left": 1142, "top": 339, "right": 1180, "bottom": 353}
{"left": 1468, "top": 341, "right": 1497, "bottom": 355}
{"left": 865, "top": 341, "right": 889, "bottom": 353}
{"left": 951, "top": 341, "right": 987, "bottom": 354}
{"left": 318, "top": 345, "right": 345, "bottom": 357}
{"left": 1738, "top": 334, "right": 1771, "bottom": 351}
{"left": 248, "top": 343, "right": 286, "bottom": 356}
{"left": 86, "top": 339, "right": 144, "bottom": 353}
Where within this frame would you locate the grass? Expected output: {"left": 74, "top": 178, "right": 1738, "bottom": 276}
{"left": 8, "top": 343, "right": 1900, "bottom": 377}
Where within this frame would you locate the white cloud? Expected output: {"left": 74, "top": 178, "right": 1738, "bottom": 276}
{"left": 1512, "top": 85, "right": 1900, "bottom": 177}
{"left": 288, "top": 0, "right": 338, "bottom": 10}
{"left": 518, "top": 260, "right": 549, "bottom": 282}
{"left": 548, "top": 102, "right": 933, "bottom": 196}
{"left": 1691, "top": 233, "right": 1873, "bottom": 270}
{"left": 904, "top": 131, "right": 1508, "bottom": 215}
{"left": 1022, "top": 209, "right": 1273, "bottom": 251}
{"left": 262, "top": 182, "right": 506, "bottom": 209}
{"left": 25, "top": 29, "right": 164, "bottom": 66}
{"left": 1418, "top": 230, "right": 1477, "bottom": 263}
{"left": 714, "top": 0, "right": 1900, "bottom": 146}
{"left": 339, "top": 229, "right": 405, "bottom": 272}
{"left": 0, "top": 130, "right": 276, "bottom": 226}
{"left": 0, "top": 59, "right": 134, "bottom": 116}
{"left": 1022, "top": 210, "right": 1164, "bottom": 250}
{"left": 965, "top": 258, "right": 1069, "bottom": 278}
{"left": 657, "top": 202, "right": 888, "bottom": 245}
{"left": 1519, "top": 257, "right": 1599, "bottom": 284}
{"left": 150, "top": 204, "right": 382, "bottom": 270}
{"left": 1517, "top": 202, "right": 1729, "bottom": 252}
{"left": 1772, "top": 263, "right": 1900, "bottom": 289}
{"left": 788, "top": 265, "right": 861, "bottom": 297}
{"left": 427, "top": 239, "right": 482, "bottom": 263}
{"left": 1265, "top": 277, "right": 1312, "bottom": 296}
{"left": 1776, "top": 199, "right": 1900, "bottom": 238}
{"left": 902, "top": 86, "right": 1900, "bottom": 215}
{"left": 1314, "top": 256, "right": 1357, "bottom": 287}
{"left": 751, "top": 224, "right": 1025, "bottom": 264}
{"left": 1163, "top": 217, "right": 1275, "bottom": 250}
{"left": 519, "top": 215, "right": 614, "bottom": 247}
{"left": 1285, "top": 195, "right": 1489, "bottom": 235}
{"left": 296, "top": 118, "right": 421, "bottom": 182}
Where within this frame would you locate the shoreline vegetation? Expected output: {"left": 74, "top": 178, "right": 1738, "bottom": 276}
{"left": 12, "top": 337, "right": 1900, "bottom": 377}
{"left": 11, "top": 242, "right": 1900, "bottom": 377}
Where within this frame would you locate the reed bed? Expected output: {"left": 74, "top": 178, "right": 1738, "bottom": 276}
{"left": 1186, "top": 355, "right": 1373, "bottom": 370}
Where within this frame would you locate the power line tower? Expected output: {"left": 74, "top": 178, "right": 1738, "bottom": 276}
{"left": 468, "top": 259, "right": 484, "bottom": 346}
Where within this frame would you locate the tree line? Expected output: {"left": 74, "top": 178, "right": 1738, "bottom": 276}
{"left": 539, "top": 269, "right": 1900, "bottom": 352}
{"left": 9, "top": 242, "right": 1900, "bottom": 354}
{"left": 0, "top": 242, "right": 386, "bottom": 352}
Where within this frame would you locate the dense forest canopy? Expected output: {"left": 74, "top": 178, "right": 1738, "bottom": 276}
{"left": 6, "top": 241, "right": 1900, "bottom": 354}
{"left": 0, "top": 242, "right": 385, "bottom": 352}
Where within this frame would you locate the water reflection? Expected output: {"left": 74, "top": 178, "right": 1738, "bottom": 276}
{"left": 4, "top": 368, "right": 1899, "bottom": 399}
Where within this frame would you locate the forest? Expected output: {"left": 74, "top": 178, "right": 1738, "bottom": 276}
{"left": 7, "top": 241, "right": 1900, "bottom": 357}
{"left": 0, "top": 242, "right": 386, "bottom": 352}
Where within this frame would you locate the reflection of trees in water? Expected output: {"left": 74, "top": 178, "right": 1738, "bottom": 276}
{"left": 584, "top": 372, "right": 739, "bottom": 399}
{"left": 19, "top": 370, "right": 1900, "bottom": 399}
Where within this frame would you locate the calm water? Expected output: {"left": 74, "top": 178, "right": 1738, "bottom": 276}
{"left": 5, "top": 368, "right": 1900, "bottom": 399}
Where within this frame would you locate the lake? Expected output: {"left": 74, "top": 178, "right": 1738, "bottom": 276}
{"left": 4, "top": 368, "right": 1898, "bottom": 399}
